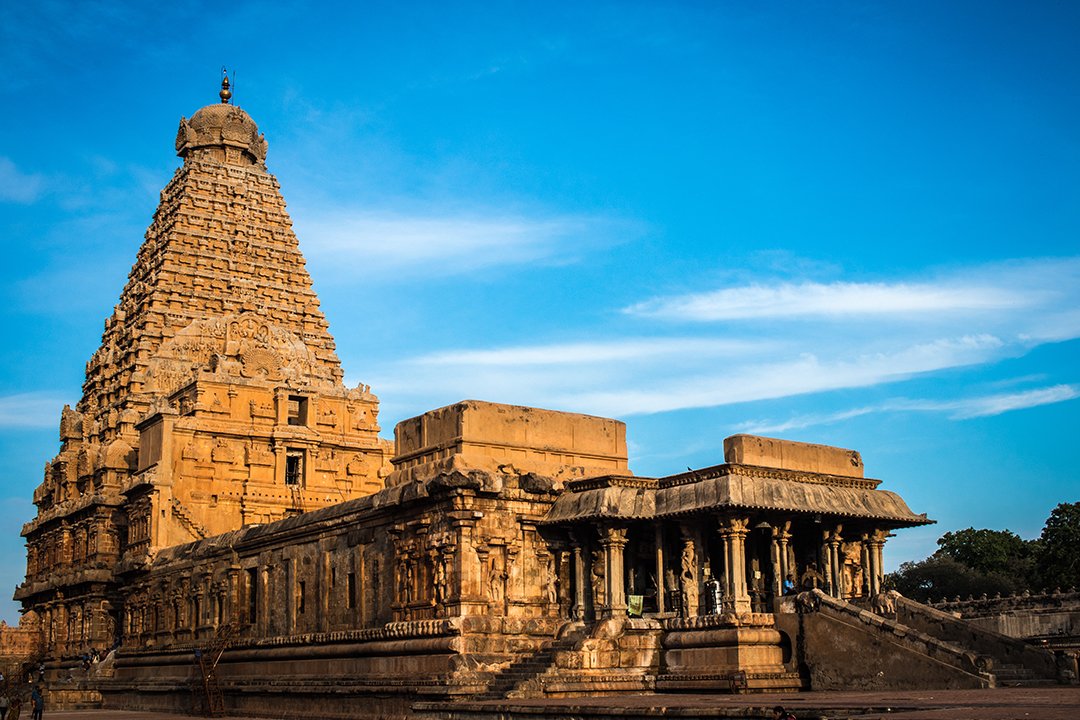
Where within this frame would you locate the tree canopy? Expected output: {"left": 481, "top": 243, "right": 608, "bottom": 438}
{"left": 886, "top": 501, "right": 1079, "bottom": 602}
{"left": 1037, "top": 502, "right": 1080, "bottom": 590}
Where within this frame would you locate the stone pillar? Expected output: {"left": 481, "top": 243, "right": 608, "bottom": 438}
{"left": 777, "top": 521, "right": 792, "bottom": 593}
{"left": 449, "top": 509, "right": 486, "bottom": 616}
{"left": 355, "top": 542, "right": 367, "bottom": 625}
{"left": 860, "top": 535, "right": 872, "bottom": 598}
{"left": 556, "top": 546, "right": 573, "bottom": 618}
{"left": 285, "top": 558, "right": 295, "bottom": 634}
{"left": 318, "top": 549, "right": 330, "bottom": 632}
{"left": 506, "top": 545, "right": 521, "bottom": 612}
{"left": 826, "top": 526, "right": 843, "bottom": 597}
{"left": 769, "top": 524, "right": 782, "bottom": 598}
{"left": 719, "top": 517, "right": 751, "bottom": 614}
{"left": 867, "top": 529, "right": 889, "bottom": 596}
{"left": 654, "top": 525, "right": 666, "bottom": 614}
{"left": 679, "top": 525, "right": 700, "bottom": 617}
{"left": 258, "top": 564, "right": 270, "bottom": 636}
{"left": 571, "top": 537, "right": 586, "bottom": 621}
{"left": 227, "top": 566, "right": 240, "bottom": 626}
{"left": 719, "top": 530, "right": 732, "bottom": 611}
{"left": 599, "top": 525, "right": 629, "bottom": 618}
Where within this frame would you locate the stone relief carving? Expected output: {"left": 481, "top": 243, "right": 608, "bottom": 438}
{"left": 432, "top": 553, "right": 448, "bottom": 614}
{"left": 60, "top": 405, "right": 83, "bottom": 441}
{"left": 841, "top": 541, "right": 865, "bottom": 598}
{"left": 590, "top": 549, "right": 605, "bottom": 609}
{"left": 680, "top": 536, "right": 699, "bottom": 618}
{"left": 543, "top": 554, "right": 558, "bottom": 605}
{"left": 488, "top": 552, "right": 508, "bottom": 607}
{"left": 245, "top": 442, "right": 274, "bottom": 467}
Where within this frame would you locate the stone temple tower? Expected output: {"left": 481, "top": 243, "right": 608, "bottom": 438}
{"left": 16, "top": 76, "right": 392, "bottom": 657}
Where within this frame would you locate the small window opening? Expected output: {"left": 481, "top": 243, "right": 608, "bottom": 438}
{"left": 347, "top": 572, "right": 356, "bottom": 610}
{"left": 285, "top": 452, "right": 304, "bottom": 486}
{"left": 287, "top": 396, "right": 308, "bottom": 426}
{"left": 298, "top": 581, "right": 306, "bottom": 614}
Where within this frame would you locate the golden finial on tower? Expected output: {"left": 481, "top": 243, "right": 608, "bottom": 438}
{"left": 220, "top": 67, "right": 233, "bottom": 104}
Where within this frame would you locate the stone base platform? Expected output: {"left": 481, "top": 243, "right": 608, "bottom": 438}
{"left": 36, "top": 687, "right": 1080, "bottom": 720}
{"left": 414, "top": 687, "right": 1080, "bottom": 720}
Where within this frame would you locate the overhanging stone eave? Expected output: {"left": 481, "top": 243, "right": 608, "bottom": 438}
{"left": 542, "top": 471, "right": 932, "bottom": 527}
{"left": 653, "top": 472, "right": 932, "bottom": 526}
{"left": 540, "top": 483, "right": 656, "bottom": 525}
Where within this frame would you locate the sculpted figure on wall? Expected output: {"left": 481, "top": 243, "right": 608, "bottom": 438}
{"left": 488, "top": 553, "right": 508, "bottom": 608}
{"left": 590, "top": 549, "right": 605, "bottom": 609}
{"left": 542, "top": 554, "right": 558, "bottom": 605}
{"left": 841, "top": 541, "right": 865, "bottom": 598}
{"left": 680, "top": 536, "right": 699, "bottom": 618}
{"left": 397, "top": 557, "right": 413, "bottom": 611}
{"left": 432, "top": 553, "right": 448, "bottom": 613}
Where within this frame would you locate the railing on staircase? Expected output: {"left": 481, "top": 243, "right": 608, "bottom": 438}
{"left": 800, "top": 589, "right": 992, "bottom": 683}
{"left": 894, "top": 595, "right": 1064, "bottom": 684}
{"left": 194, "top": 623, "right": 234, "bottom": 717}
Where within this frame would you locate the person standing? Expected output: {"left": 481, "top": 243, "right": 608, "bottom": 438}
{"left": 29, "top": 687, "right": 43, "bottom": 720}
{"left": 0, "top": 693, "right": 9, "bottom": 720}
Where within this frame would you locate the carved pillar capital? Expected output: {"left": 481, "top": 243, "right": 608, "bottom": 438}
{"left": 717, "top": 515, "right": 750, "bottom": 538}
{"left": 599, "top": 525, "right": 629, "bottom": 548}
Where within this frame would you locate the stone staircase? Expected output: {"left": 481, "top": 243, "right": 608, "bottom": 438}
{"left": 990, "top": 663, "right": 1057, "bottom": 687}
{"left": 477, "top": 625, "right": 590, "bottom": 699}
{"left": 798, "top": 590, "right": 1071, "bottom": 689}
{"left": 170, "top": 498, "right": 208, "bottom": 540}
{"left": 894, "top": 595, "right": 1066, "bottom": 687}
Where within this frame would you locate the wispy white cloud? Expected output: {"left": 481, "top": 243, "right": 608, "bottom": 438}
{"left": 738, "top": 408, "right": 877, "bottom": 435}
{"left": 412, "top": 338, "right": 770, "bottom": 366}
{"left": 896, "top": 384, "right": 1080, "bottom": 419}
{"left": 296, "top": 210, "right": 634, "bottom": 278}
{"left": 738, "top": 384, "right": 1080, "bottom": 434}
{"left": 625, "top": 257, "right": 1078, "bottom": 322}
{"left": 366, "top": 257, "right": 1080, "bottom": 421}
{"left": 627, "top": 280, "right": 1035, "bottom": 321}
{"left": 370, "top": 333, "right": 1012, "bottom": 418}
{"left": 0, "top": 157, "right": 45, "bottom": 203}
{"left": 0, "top": 392, "right": 64, "bottom": 429}
{"left": 557, "top": 334, "right": 1008, "bottom": 416}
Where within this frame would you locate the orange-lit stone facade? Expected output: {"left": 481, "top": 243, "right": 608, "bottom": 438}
{"left": 16, "top": 93, "right": 390, "bottom": 659}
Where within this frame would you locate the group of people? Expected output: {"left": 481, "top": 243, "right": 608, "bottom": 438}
{"left": 0, "top": 684, "right": 44, "bottom": 720}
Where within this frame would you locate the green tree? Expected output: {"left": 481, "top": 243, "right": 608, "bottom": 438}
{"left": 935, "top": 527, "right": 1038, "bottom": 585}
{"left": 887, "top": 555, "right": 1023, "bottom": 603}
{"left": 1036, "top": 502, "right": 1080, "bottom": 590}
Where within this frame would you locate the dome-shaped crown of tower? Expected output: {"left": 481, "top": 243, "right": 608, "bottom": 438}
{"left": 175, "top": 74, "right": 268, "bottom": 166}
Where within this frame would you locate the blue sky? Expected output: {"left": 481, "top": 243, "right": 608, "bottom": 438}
{"left": 1, "top": 1, "right": 1078, "bottom": 622}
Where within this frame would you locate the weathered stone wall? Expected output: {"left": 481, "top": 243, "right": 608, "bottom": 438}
{"left": 391, "top": 400, "right": 628, "bottom": 486}
{"left": 0, "top": 614, "right": 39, "bottom": 663}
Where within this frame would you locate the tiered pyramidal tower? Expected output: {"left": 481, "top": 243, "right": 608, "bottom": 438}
{"left": 17, "top": 76, "right": 391, "bottom": 656}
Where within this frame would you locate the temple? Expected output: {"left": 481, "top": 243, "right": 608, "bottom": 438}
{"left": 13, "top": 79, "right": 1072, "bottom": 718}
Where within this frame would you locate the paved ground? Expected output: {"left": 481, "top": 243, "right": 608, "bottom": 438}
{"left": 35, "top": 687, "right": 1080, "bottom": 719}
